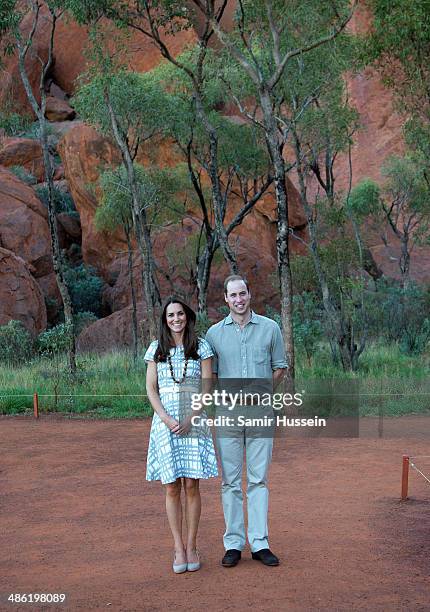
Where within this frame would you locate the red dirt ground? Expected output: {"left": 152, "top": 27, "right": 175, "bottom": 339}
{"left": 1, "top": 415, "right": 429, "bottom": 611}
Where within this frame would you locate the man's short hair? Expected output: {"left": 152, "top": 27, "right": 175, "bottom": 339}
{"left": 224, "top": 274, "right": 250, "bottom": 295}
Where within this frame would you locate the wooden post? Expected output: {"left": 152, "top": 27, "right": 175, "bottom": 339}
{"left": 401, "top": 455, "right": 409, "bottom": 501}
{"left": 33, "top": 392, "right": 39, "bottom": 419}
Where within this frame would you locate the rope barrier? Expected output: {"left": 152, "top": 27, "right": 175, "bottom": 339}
{"left": 409, "top": 461, "right": 430, "bottom": 486}
{"left": 2, "top": 393, "right": 154, "bottom": 398}
{"left": 409, "top": 456, "right": 430, "bottom": 459}
{"left": 0, "top": 392, "right": 429, "bottom": 397}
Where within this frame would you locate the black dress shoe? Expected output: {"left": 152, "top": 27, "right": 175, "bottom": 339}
{"left": 251, "top": 548, "right": 279, "bottom": 566}
{"left": 222, "top": 549, "right": 242, "bottom": 567}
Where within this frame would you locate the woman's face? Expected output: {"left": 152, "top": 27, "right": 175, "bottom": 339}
{"left": 165, "top": 302, "right": 187, "bottom": 335}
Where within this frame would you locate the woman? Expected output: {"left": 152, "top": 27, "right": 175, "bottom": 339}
{"left": 145, "top": 297, "right": 217, "bottom": 573}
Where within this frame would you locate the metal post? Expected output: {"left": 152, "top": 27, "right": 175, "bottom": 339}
{"left": 33, "top": 392, "right": 39, "bottom": 419}
{"left": 401, "top": 455, "right": 409, "bottom": 501}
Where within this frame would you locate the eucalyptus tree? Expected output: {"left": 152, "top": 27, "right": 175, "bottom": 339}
{"left": 73, "top": 65, "right": 173, "bottom": 340}
{"left": 68, "top": 1, "right": 242, "bottom": 275}
{"left": 68, "top": 2, "right": 275, "bottom": 302}
{"left": 149, "top": 53, "right": 272, "bottom": 315}
{"left": 285, "top": 75, "right": 371, "bottom": 371}
{"left": 350, "top": 156, "right": 430, "bottom": 289}
{"left": 364, "top": 0, "right": 430, "bottom": 159}
{"left": 97, "top": 166, "right": 141, "bottom": 361}
{"left": 0, "top": 0, "right": 76, "bottom": 372}
{"left": 186, "top": 0, "right": 357, "bottom": 380}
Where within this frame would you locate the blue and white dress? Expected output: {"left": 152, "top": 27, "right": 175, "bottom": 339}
{"left": 144, "top": 338, "right": 218, "bottom": 484}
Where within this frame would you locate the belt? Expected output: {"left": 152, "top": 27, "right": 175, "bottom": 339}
{"left": 158, "top": 384, "right": 200, "bottom": 393}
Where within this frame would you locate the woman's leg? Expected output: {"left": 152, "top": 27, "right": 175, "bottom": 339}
{"left": 165, "top": 479, "right": 186, "bottom": 563}
{"left": 184, "top": 478, "right": 201, "bottom": 562}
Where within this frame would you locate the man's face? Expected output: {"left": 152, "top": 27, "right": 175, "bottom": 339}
{"left": 224, "top": 280, "right": 251, "bottom": 316}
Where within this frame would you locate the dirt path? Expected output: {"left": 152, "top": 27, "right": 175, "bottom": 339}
{"left": 1, "top": 416, "right": 429, "bottom": 611}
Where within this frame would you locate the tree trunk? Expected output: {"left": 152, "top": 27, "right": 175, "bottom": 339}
{"left": 17, "top": 16, "right": 76, "bottom": 374}
{"left": 196, "top": 237, "right": 216, "bottom": 316}
{"left": 400, "top": 235, "right": 410, "bottom": 288}
{"left": 194, "top": 94, "right": 239, "bottom": 274}
{"left": 260, "top": 90, "right": 295, "bottom": 388}
{"left": 105, "top": 93, "right": 160, "bottom": 342}
{"left": 125, "top": 226, "right": 138, "bottom": 362}
{"left": 292, "top": 129, "right": 354, "bottom": 371}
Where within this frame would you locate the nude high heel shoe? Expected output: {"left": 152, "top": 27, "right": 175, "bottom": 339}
{"left": 173, "top": 551, "right": 187, "bottom": 574}
{"left": 187, "top": 549, "right": 201, "bottom": 572}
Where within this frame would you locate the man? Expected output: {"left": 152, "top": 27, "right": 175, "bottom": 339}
{"left": 205, "top": 274, "right": 288, "bottom": 567}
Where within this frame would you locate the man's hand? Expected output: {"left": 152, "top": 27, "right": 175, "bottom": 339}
{"left": 175, "top": 415, "right": 193, "bottom": 435}
{"left": 273, "top": 367, "right": 287, "bottom": 390}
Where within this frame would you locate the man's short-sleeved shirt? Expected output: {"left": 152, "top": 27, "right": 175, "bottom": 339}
{"left": 205, "top": 311, "right": 288, "bottom": 378}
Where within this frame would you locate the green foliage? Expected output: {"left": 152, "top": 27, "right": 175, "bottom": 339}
{"left": 291, "top": 255, "right": 318, "bottom": 294}
{"left": 0, "top": 320, "right": 34, "bottom": 366}
{"left": 365, "top": 0, "right": 430, "bottom": 119}
{"left": 0, "top": 0, "right": 21, "bottom": 57}
{"left": 97, "top": 162, "right": 182, "bottom": 232}
{"left": 35, "top": 185, "right": 76, "bottom": 213}
{"left": 266, "top": 298, "right": 322, "bottom": 367}
{"left": 9, "top": 165, "right": 37, "bottom": 185}
{"left": 21, "top": 121, "right": 54, "bottom": 140}
{"left": 292, "top": 293, "right": 323, "bottom": 365}
{"left": 348, "top": 179, "right": 381, "bottom": 219}
{"left": 73, "top": 311, "right": 98, "bottom": 336}
{"left": 73, "top": 68, "right": 175, "bottom": 142}
{"left": 381, "top": 155, "right": 430, "bottom": 218}
{"left": 64, "top": 264, "right": 104, "bottom": 316}
{"left": 368, "top": 280, "right": 430, "bottom": 355}
{"left": 195, "top": 311, "right": 213, "bottom": 336}
{"left": 0, "top": 110, "right": 32, "bottom": 135}
{"left": 37, "top": 323, "right": 71, "bottom": 357}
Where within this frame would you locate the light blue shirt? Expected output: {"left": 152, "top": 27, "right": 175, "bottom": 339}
{"left": 205, "top": 311, "right": 288, "bottom": 379}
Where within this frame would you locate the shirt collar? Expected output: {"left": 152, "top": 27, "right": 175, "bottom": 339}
{"left": 225, "top": 311, "right": 258, "bottom": 325}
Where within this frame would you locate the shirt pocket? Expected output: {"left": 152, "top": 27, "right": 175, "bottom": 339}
{"left": 253, "top": 347, "right": 270, "bottom": 366}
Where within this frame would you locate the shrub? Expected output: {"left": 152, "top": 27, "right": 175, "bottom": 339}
{"left": 9, "top": 165, "right": 37, "bottom": 185}
{"left": 0, "top": 110, "right": 32, "bottom": 136}
{"left": 37, "top": 323, "right": 70, "bottom": 356}
{"left": 0, "top": 320, "right": 34, "bottom": 366}
{"left": 368, "top": 280, "right": 430, "bottom": 354}
{"left": 292, "top": 293, "right": 323, "bottom": 366}
{"left": 21, "top": 121, "right": 54, "bottom": 140}
{"left": 195, "top": 311, "right": 213, "bottom": 335}
{"left": 266, "top": 298, "right": 323, "bottom": 367}
{"left": 35, "top": 185, "right": 76, "bottom": 213}
{"left": 73, "top": 311, "right": 98, "bottom": 335}
{"left": 64, "top": 264, "right": 104, "bottom": 316}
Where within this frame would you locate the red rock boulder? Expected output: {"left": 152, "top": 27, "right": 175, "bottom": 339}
{"left": 45, "top": 96, "right": 76, "bottom": 121}
{"left": 52, "top": 18, "right": 197, "bottom": 95}
{"left": 77, "top": 301, "right": 146, "bottom": 353}
{"left": 57, "top": 124, "right": 124, "bottom": 274}
{"left": 0, "top": 8, "right": 197, "bottom": 115}
{"left": 0, "top": 167, "right": 52, "bottom": 277}
{"left": 0, "top": 138, "right": 45, "bottom": 183}
{"left": 0, "top": 247, "right": 47, "bottom": 336}
{"left": 0, "top": 6, "right": 51, "bottom": 115}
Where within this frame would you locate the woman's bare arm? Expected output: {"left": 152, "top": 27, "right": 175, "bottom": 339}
{"left": 146, "top": 361, "right": 180, "bottom": 432}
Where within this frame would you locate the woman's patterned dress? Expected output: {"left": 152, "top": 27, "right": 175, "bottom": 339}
{"left": 144, "top": 338, "right": 218, "bottom": 484}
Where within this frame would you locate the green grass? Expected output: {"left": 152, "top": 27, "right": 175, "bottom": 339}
{"left": 0, "top": 351, "right": 152, "bottom": 418}
{"left": 295, "top": 342, "right": 430, "bottom": 417}
{"left": 0, "top": 343, "right": 429, "bottom": 418}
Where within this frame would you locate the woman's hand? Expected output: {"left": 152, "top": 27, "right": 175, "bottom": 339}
{"left": 163, "top": 415, "right": 181, "bottom": 433}
{"left": 175, "top": 415, "right": 193, "bottom": 435}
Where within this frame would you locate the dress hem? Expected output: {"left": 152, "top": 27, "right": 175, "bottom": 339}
{"left": 146, "top": 472, "right": 218, "bottom": 485}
